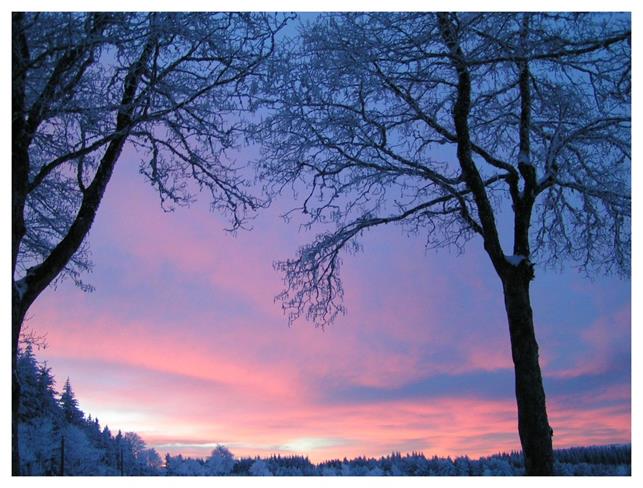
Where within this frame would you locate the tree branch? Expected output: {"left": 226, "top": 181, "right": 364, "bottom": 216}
{"left": 20, "top": 27, "right": 156, "bottom": 308}
{"left": 437, "top": 13, "right": 507, "bottom": 273}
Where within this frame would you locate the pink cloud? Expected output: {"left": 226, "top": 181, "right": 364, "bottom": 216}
{"left": 547, "top": 304, "right": 630, "bottom": 379}
{"left": 24, "top": 151, "right": 629, "bottom": 464}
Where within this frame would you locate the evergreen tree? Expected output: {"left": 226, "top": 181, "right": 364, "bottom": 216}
{"left": 16, "top": 346, "right": 162, "bottom": 476}
{"left": 115, "top": 430, "right": 124, "bottom": 475}
{"left": 100, "top": 425, "right": 116, "bottom": 469}
{"left": 35, "top": 362, "right": 61, "bottom": 420}
{"left": 18, "top": 417, "right": 57, "bottom": 475}
{"left": 16, "top": 342, "right": 629, "bottom": 476}
{"left": 16, "top": 344, "right": 40, "bottom": 422}
{"left": 59, "top": 379, "right": 84, "bottom": 425}
{"left": 61, "top": 425, "right": 105, "bottom": 475}
{"left": 85, "top": 417, "right": 102, "bottom": 446}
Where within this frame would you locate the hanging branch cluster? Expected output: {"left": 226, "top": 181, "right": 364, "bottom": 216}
{"left": 13, "top": 12, "right": 289, "bottom": 301}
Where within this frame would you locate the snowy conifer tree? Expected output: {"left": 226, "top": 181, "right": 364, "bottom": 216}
{"left": 59, "top": 378, "right": 84, "bottom": 425}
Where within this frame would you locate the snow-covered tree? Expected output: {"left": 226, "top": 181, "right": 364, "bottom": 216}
{"left": 16, "top": 344, "right": 40, "bottom": 422}
{"left": 11, "top": 12, "right": 289, "bottom": 473}
{"left": 165, "top": 454, "right": 209, "bottom": 476}
{"left": 35, "top": 363, "right": 60, "bottom": 418}
{"left": 205, "top": 445, "right": 235, "bottom": 475}
{"left": 254, "top": 13, "right": 630, "bottom": 475}
{"left": 366, "top": 465, "right": 384, "bottom": 476}
{"left": 19, "top": 417, "right": 57, "bottom": 475}
{"left": 120, "top": 431, "right": 144, "bottom": 475}
{"left": 138, "top": 448, "right": 163, "bottom": 475}
{"left": 15, "top": 345, "right": 166, "bottom": 476}
{"left": 320, "top": 465, "right": 338, "bottom": 476}
{"left": 84, "top": 417, "right": 103, "bottom": 454}
{"left": 61, "top": 424, "right": 107, "bottom": 476}
{"left": 340, "top": 461, "right": 353, "bottom": 476}
{"left": 164, "top": 454, "right": 177, "bottom": 475}
{"left": 249, "top": 458, "right": 273, "bottom": 476}
{"left": 482, "top": 457, "right": 515, "bottom": 476}
{"left": 60, "top": 378, "right": 84, "bottom": 425}
{"left": 156, "top": 444, "right": 629, "bottom": 477}
{"left": 454, "top": 456, "right": 471, "bottom": 476}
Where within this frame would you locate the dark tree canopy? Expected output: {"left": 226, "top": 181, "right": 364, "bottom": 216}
{"left": 254, "top": 12, "right": 630, "bottom": 325}
{"left": 13, "top": 12, "right": 288, "bottom": 297}
{"left": 11, "top": 11, "right": 289, "bottom": 475}
{"left": 253, "top": 12, "right": 630, "bottom": 475}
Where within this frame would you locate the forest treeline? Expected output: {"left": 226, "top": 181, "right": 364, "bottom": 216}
{"left": 17, "top": 343, "right": 162, "bottom": 475}
{"left": 17, "top": 345, "right": 631, "bottom": 476}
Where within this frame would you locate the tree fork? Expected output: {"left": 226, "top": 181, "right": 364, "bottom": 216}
{"left": 438, "top": 12, "right": 554, "bottom": 474}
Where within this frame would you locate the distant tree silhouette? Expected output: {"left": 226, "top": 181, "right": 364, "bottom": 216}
{"left": 160, "top": 443, "right": 630, "bottom": 476}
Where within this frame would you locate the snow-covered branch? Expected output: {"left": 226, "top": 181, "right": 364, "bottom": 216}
{"left": 255, "top": 12, "right": 630, "bottom": 325}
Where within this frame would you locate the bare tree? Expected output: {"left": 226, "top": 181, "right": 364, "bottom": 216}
{"left": 12, "top": 12, "right": 288, "bottom": 475}
{"left": 254, "top": 12, "right": 630, "bottom": 475}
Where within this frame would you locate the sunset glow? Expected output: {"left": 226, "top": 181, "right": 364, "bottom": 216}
{"left": 29, "top": 146, "right": 631, "bottom": 464}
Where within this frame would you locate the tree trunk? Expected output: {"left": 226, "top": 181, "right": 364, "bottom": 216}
{"left": 502, "top": 269, "right": 554, "bottom": 475}
{"left": 10, "top": 18, "right": 153, "bottom": 476}
{"left": 12, "top": 290, "right": 26, "bottom": 476}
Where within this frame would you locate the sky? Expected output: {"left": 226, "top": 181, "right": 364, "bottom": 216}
{"left": 4, "top": 5, "right": 634, "bottom": 468}
{"left": 24, "top": 138, "right": 631, "bottom": 464}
